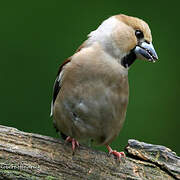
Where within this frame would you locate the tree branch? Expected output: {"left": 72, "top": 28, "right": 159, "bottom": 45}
{"left": 0, "top": 125, "right": 179, "bottom": 179}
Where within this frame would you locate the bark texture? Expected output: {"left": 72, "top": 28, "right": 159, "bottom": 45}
{"left": 0, "top": 125, "right": 179, "bottom": 180}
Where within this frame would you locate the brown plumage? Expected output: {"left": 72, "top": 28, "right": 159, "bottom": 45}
{"left": 51, "top": 14, "right": 158, "bottom": 160}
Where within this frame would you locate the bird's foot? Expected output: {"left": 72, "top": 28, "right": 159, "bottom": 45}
{"left": 106, "top": 145, "right": 126, "bottom": 161}
{"left": 65, "top": 136, "right": 79, "bottom": 151}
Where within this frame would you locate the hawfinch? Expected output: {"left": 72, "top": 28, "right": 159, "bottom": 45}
{"left": 51, "top": 14, "right": 158, "bottom": 160}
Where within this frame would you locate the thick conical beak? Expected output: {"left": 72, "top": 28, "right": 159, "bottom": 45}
{"left": 134, "top": 42, "right": 158, "bottom": 62}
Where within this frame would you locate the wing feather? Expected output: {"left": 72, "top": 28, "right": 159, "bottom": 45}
{"left": 50, "top": 43, "right": 86, "bottom": 139}
{"left": 50, "top": 58, "right": 71, "bottom": 116}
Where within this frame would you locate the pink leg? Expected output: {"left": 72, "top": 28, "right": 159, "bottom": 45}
{"left": 106, "top": 145, "right": 126, "bottom": 160}
{"left": 65, "top": 136, "right": 79, "bottom": 151}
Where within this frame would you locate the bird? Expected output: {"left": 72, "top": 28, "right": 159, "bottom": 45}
{"left": 50, "top": 14, "right": 158, "bottom": 160}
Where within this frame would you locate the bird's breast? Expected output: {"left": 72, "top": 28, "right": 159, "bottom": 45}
{"left": 54, "top": 45, "right": 129, "bottom": 145}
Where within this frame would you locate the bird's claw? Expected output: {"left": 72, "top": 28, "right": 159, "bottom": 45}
{"left": 109, "top": 150, "right": 126, "bottom": 160}
{"left": 106, "top": 145, "right": 126, "bottom": 161}
{"left": 65, "top": 136, "right": 79, "bottom": 151}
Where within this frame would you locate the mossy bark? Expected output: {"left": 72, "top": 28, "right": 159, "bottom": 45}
{"left": 0, "top": 125, "right": 179, "bottom": 180}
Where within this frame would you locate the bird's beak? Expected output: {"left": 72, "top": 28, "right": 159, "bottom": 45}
{"left": 134, "top": 42, "right": 158, "bottom": 62}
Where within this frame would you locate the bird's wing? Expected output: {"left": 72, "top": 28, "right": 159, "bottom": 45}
{"left": 50, "top": 42, "right": 86, "bottom": 117}
{"left": 50, "top": 57, "right": 71, "bottom": 117}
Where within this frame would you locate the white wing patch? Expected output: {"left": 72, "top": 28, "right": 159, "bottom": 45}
{"left": 50, "top": 100, "right": 54, "bottom": 117}
{"left": 50, "top": 70, "right": 64, "bottom": 117}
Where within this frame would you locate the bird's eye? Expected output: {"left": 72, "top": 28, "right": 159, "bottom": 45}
{"left": 135, "top": 30, "right": 144, "bottom": 39}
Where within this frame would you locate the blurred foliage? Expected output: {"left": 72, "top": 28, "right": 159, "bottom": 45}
{"left": 0, "top": 0, "right": 179, "bottom": 154}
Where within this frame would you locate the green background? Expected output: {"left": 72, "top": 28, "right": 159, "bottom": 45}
{"left": 0, "top": 0, "right": 179, "bottom": 154}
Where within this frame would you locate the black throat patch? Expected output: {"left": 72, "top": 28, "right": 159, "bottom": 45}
{"left": 121, "top": 50, "right": 136, "bottom": 68}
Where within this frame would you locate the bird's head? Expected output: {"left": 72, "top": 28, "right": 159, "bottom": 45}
{"left": 87, "top": 14, "right": 158, "bottom": 68}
